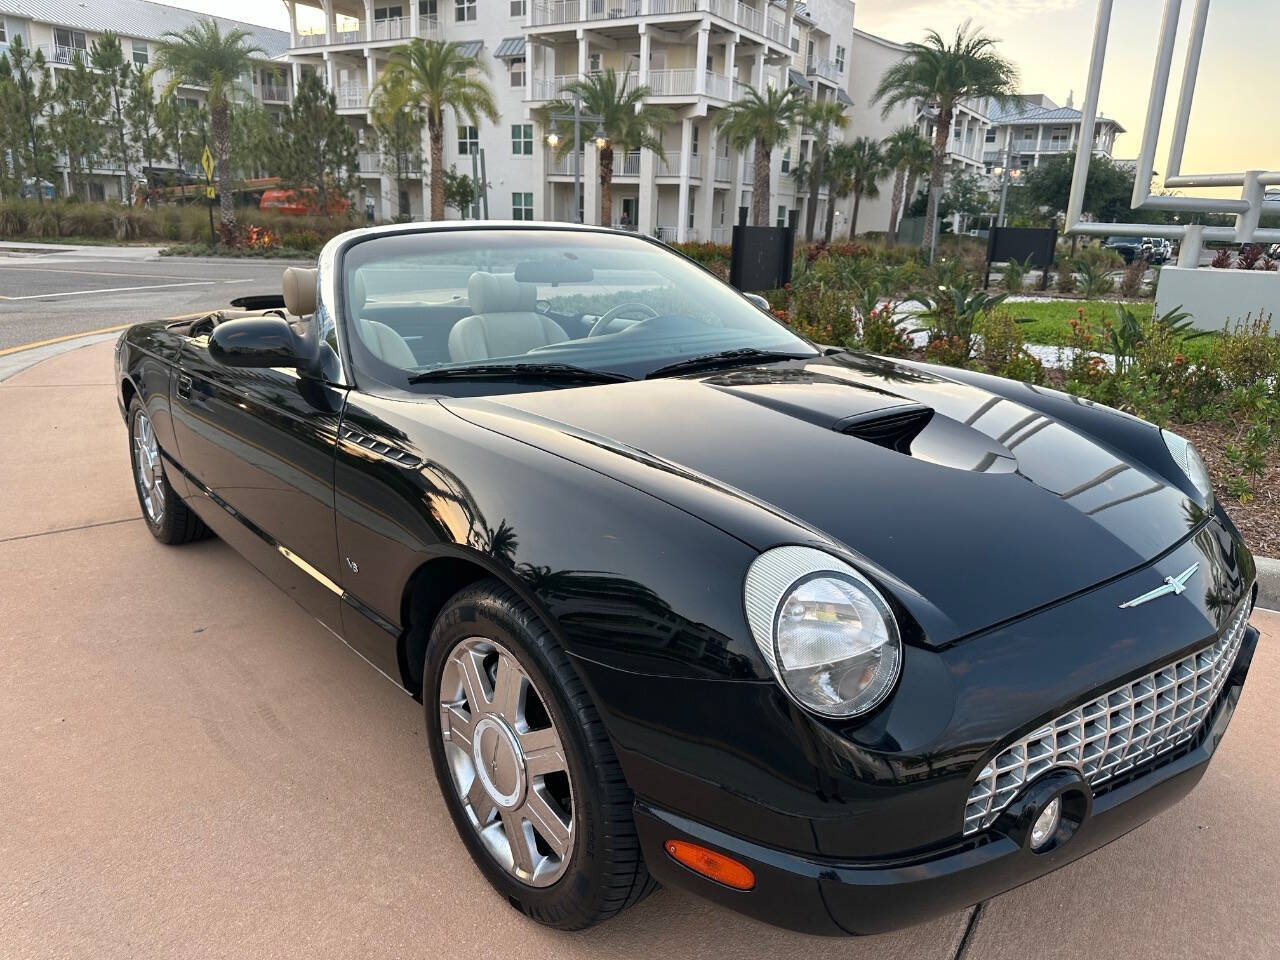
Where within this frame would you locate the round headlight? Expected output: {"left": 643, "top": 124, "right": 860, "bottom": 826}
{"left": 1162, "top": 429, "right": 1213, "bottom": 503}
{"left": 744, "top": 546, "right": 902, "bottom": 718}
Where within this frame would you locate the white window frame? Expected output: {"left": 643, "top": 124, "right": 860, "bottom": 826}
{"left": 509, "top": 56, "right": 526, "bottom": 88}
{"left": 512, "top": 191, "right": 533, "bottom": 220}
{"left": 458, "top": 124, "right": 479, "bottom": 155}
{"left": 834, "top": 44, "right": 845, "bottom": 73}
{"left": 512, "top": 122, "right": 532, "bottom": 155}
{"left": 776, "top": 204, "right": 786, "bottom": 227}
{"left": 455, "top": 0, "right": 477, "bottom": 21}
{"left": 510, "top": 0, "right": 527, "bottom": 15}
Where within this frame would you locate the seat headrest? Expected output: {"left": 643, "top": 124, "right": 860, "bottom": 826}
{"left": 282, "top": 267, "right": 318, "bottom": 317}
{"left": 468, "top": 272, "right": 536, "bottom": 315}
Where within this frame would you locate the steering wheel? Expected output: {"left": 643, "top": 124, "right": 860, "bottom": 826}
{"left": 588, "top": 302, "right": 660, "bottom": 338}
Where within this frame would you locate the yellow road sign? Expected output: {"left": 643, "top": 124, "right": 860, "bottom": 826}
{"left": 200, "top": 145, "right": 214, "bottom": 181}
{"left": 205, "top": 186, "right": 216, "bottom": 199}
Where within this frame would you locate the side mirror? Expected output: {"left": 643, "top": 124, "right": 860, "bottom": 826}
{"left": 209, "top": 315, "right": 321, "bottom": 374}
{"left": 743, "top": 292, "right": 771, "bottom": 313}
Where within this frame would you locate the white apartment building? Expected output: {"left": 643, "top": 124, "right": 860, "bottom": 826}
{"left": 284, "top": 0, "right": 855, "bottom": 238}
{"left": 841, "top": 28, "right": 990, "bottom": 237}
{"left": 982, "top": 93, "right": 1124, "bottom": 174}
{"left": 2, "top": 0, "right": 291, "bottom": 201}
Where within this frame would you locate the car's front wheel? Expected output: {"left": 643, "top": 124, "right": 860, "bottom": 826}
{"left": 425, "top": 579, "right": 656, "bottom": 929}
{"left": 127, "top": 397, "right": 209, "bottom": 545}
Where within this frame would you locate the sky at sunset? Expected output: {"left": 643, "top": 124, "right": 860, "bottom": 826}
{"left": 178, "top": 0, "right": 1273, "bottom": 193}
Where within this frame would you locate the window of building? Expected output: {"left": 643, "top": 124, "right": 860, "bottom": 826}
{"left": 510, "top": 56, "right": 526, "bottom": 87}
{"left": 455, "top": 0, "right": 476, "bottom": 21}
{"left": 691, "top": 125, "right": 699, "bottom": 157}
{"left": 89, "top": 182, "right": 105, "bottom": 202}
{"left": 0, "top": 20, "right": 7, "bottom": 43}
{"left": 458, "top": 124, "right": 478, "bottom": 154}
{"left": 510, "top": 0, "right": 526, "bottom": 15}
{"left": 705, "top": 54, "right": 713, "bottom": 72}
{"left": 588, "top": 53, "right": 601, "bottom": 73}
{"left": 834, "top": 44, "right": 845, "bottom": 72}
{"left": 780, "top": 146, "right": 791, "bottom": 173}
{"left": 374, "top": 4, "right": 404, "bottom": 20}
{"left": 420, "top": 0, "right": 438, "bottom": 16}
{"left": 687, "top": 194, "right": 695, "bottom": 230}
{"left": 512, "top": 192, "right": 533, "bottom": 220}
{"left": 131, "top": 40, "right": 149, "bottom": 67}
{"left": 512, "top": 123, "right": 532, "bottom": 155}
{"left": 790, "top": 36, "right": 799, "bottom": 53}
{"left": 54, "top": 27, "right": 87, "bottom": 53}
{"left": 985, "top": 128, "right": 996, "bottom": 143}
{"left": 776, "top": 205, "right": 786, "bottom": 227}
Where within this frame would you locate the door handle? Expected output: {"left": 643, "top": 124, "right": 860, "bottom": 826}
{"left": 176, "top": 374, "right": 193, "bottom": 400}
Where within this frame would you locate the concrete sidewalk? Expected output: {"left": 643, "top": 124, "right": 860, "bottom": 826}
{"left": 1, "top": 341, "right": 1276, "bottom": 960}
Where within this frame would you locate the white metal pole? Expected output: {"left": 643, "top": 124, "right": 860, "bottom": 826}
{"left": 1165, "top": 0, "right": 1211, "bottom": 181}
{"left": 1066, "top": 0, "right": 1114, "bottom": 233}
{"left": 1131, "top": 0, "right": 1183, "bottom": 209}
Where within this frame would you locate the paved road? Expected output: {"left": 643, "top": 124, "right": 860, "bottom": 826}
{"left": 0, "top": 247, "right": 301, "bottom": 352}
{"left": 2, "top": 341, "right": 1278, "bottom": 960}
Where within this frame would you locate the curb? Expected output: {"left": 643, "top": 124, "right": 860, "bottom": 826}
{"left": 0, "top": 331, "right": 120, "bottom": 382}
{"left": 1256, "top": 556, "right": 1280, "bottom": 613}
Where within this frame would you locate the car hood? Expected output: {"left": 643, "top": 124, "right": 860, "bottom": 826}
{"left": 441, "top": 353, "right": 1201, "bottom": 644}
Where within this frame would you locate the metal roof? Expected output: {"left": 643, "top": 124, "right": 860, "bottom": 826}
{"left": 494, "top": 36, "right": 525, "bottom": 59}
{"left": 1, "top": 0, "right": 290, "bottom": 58}
{"left": 456, "top": 39, "right": 483, "bottom": 59}
{"left": 985, "top": 96, "right": 1126, "bottom": 132}
{"left": 836, "top": 87, "right": 853, "bottom": 106}
{"left": 788, "top": 69, "right": 811, "bottom": 93}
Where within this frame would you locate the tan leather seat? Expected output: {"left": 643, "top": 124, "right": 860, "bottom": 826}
{"left": 350, "top": 272, "right": 417, "bottom": 368}
{"left": 282, "top": 267, "right": 317, "bottom": 317}
{"left": 448, "top": 272, "right": 567, "bottom": 362}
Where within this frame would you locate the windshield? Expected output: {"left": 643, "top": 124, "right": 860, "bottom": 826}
{"left": 1109, "top": 237, "right": 1144, "bottom": 245}
{"left": 340, "top": 229, "right": 816, "bottom": 391}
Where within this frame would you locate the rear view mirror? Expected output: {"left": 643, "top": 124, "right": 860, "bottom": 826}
{"left": 210, "top": 315, "right": 322, "bottom": 375}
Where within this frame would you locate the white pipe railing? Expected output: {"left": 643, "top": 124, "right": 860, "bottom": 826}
{"left": 336, "top": 83, "right": 368, "bottom": 109}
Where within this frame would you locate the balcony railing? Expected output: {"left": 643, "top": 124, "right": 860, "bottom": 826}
{"left": 714, "top": 155, "right": 731, "bottom": 181}
{"left": 419, "top": 15, "right": 442, "bottom": 39}
{"left": 805, "top": 55, "right": 839, "bottom": 83}
{"left": 703, "top": 72, "right": 734, "bottom": 100}
{"left": 743, "top": 160, "right": 755, "bottom": 182}
{"left": 39, "top": 43, "right": 87, "bottom": 64}
{"left": 295, "top": 32, "right": 327, "bottom": 47}
{"left": 371, "top": 17, "right": 411, "bottom": 40}
{"left": 336, "top": 83, "right": 368, "bottom": 109}
{"left": 658, "top": 150, "right": 699, "bottom": 175}
{"left": 529, "top": 73, "right": 579, "bottom": 100}
{"left": 548, "top": 151, "right": 584, "bottom": 175}
{"left": 655, "top": 226, "right": 676, "bottom": 242}
{"left": 256, "top": 83, "right": 289, "bottom": 102}
{"left": 617, "top": 151, "right": 641, "bottom": 176}
{"left": 529, "top": 0, "right": 783, "bottom": 44}
{"left": 336, "top": 28, "right": 362, "bottom": 43}
{"left": 359, "top": 151, "right": 423, "bottom": 175}
{"left": 647, "top": 68, "right": 696, "bottom": 96}
{"left": 710, "top": 225, "right": 728, "bottom": 243}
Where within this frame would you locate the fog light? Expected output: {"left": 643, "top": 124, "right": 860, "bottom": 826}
{"left": 1030, "top": 797, "right": 1061, "bottom": 850}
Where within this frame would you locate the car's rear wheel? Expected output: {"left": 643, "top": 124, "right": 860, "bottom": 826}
{"left": 127, "top": 397, "right": 209, "bottom": 545}
{"left": 425, "top": 579, "right": 656, "bottom": 929}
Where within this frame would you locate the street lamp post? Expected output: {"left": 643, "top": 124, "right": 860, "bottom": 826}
{"left": 995, "top": 149, "right": 1022, "bottom": 228}
{"left": 546, "top": 92, "right": 607, "bottom": 225}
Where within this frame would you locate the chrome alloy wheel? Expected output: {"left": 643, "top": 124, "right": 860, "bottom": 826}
{"left": 132, "top": 410, "right": 165, "bottom": 524}
{"left": 439, "top": 637, "right": 575, "bottom": 887}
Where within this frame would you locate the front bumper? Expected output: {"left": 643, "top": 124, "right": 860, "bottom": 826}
{"left": 633, "top": 622, "right": 1258, "bottom": 935}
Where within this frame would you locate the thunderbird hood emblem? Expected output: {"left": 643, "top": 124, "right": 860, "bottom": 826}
{"left": 1119, "top": 563, "right": 1199, "bottom": 608}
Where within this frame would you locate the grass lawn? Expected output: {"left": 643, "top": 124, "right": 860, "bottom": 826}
{"left": 995, "top": 300, "right": 1221, "bottom": 363}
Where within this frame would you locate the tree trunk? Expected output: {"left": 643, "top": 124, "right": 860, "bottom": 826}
{"left": 886, "top": 165, "right": 906, "bottom": 247}
{"left": 599, "top": 145, "right": 613, "bottom": 227}
{"left": 428, "top": 119, "right": 444, "bottom": 220}
{"left": 923, "top": 103, "right": 952, "bottom": 255}
{"left": 851, "top": 192, "right": 862, "bottom": 238}
{"left": 113, "top": 89, "right": 131, "bottom": 195}
{"left": 752, "top": 141, "right": 771, "bottom": 226}
{"left": 804, "top": 140, "right": 825, "bottom": 242}
{"left": 211, "top": 97, "right": 235, "bottom": 231}
{"left": 823, "top": 194, "right": 836, "bottom": 243}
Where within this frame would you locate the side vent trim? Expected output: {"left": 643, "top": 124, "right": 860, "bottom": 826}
{"left": 339, "top": 425, "right": 422, "bottom": 468}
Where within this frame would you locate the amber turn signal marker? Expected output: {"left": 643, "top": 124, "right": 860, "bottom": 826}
{"left": 665, "top": 840, "right": 756, "bottom": 891}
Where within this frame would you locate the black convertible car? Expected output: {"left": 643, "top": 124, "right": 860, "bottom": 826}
{"left": 116, "top": 223, "right": 1259, "bottom": 935}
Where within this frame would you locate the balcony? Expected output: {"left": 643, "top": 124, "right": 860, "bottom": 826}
{"left": 657, "top": 150, "right": 699, "bottom": 175}
{"left": 529, "top": 0, "right": 784, "bottom": 47}
{"left": 655, "top": 226, "right": 677, "bottom": 242}
{"left": 371, "top": 17, "right": 411, "bottom": 40}
{"left": 256, "top": 82, "right": 289, "bottom": 102}
{"left": 714, "top": 155, "right": 731, "bottom": 181}
{"left": 805, "top": 55, "right": 839, "bottom": 83}
{"left": 358, "top": 152, "right": 382, "bottom": 174}
{"left": 336, "top": 83, "right": 368, "bottom": 110}
{"left": 647, "top": 68, "right": 697, "bottom": 97}
{"left": 419, "top": 15, "right": 442, "bottom": 39}
{"left": 743, "top": 160, "right": 755, "bottom": 182}
{"left": 710, "top": 225, "right": 728, "bottom": 243}
{"left": 38, "top": 43, "right": 87, "bottom": 65}
{"left": 616, "top": 150, "right": 641, "bottom": 177}
{"left": 529, "top": 73, "right": 578, "bottom": 101}
{"left": 359, "top": 151, "right": 423, "bottom": 175}
{"left": 548, "top": 151, "right": 584, "bottom": 176}
{"left": 295, "top": 32, "right": 327, "bottom": 47}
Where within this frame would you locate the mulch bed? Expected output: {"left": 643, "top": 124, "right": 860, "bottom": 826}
{"left": 1177, "top": 420, "right": 1278, "bottom": 558}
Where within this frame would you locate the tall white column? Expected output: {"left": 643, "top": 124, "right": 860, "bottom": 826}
{"left": 638, "top": 149, "right": 657, "bottom": 235}
{"left": 577, "top": 31, "right": 589, "bottom": 80}
{"left": 288, "top": 1, "right": 299, "bottom": 42}
{"left": 695, "top": 121, "right": 715, "bottom": 241}
{"left": 638, "top": 27, "right": 650, "bottom": 86}
{"left": 366, "top": 55, "right": 377, "bottom": 98}
{"left": 324, "top": 0, "right": 336, "bottom": 43}
{"left": 324, "top": 54, "right": 336, "bottom": 91}
{"left": 364, "top": 0, "right": 374, "bottom": 40}
{"left": 725, "top": 36, "right": 736, "bottom": 88}
{"left": 753, "top": 51, "right": 765, "bottom": 89}
{"left": 676, "top": 116, "right": 693, "bottom": 242}
{"left": 583, "top": 143, "right": 600, "bottom": 224}
{"left": 695, "top": 26, "right": 709, "bottom": 96}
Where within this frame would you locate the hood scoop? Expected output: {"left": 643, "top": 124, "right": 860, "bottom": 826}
{"left": 836, "top": 404, "right": 934, "bottom": 454}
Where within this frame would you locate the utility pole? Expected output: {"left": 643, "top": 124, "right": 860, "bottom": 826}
{"left": 995, "top": 148, "right": 1021, "bottom": 228}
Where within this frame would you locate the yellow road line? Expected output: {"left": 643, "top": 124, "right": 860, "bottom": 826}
{"left": 0, "top": 323, "right": 131, "bottom": 357}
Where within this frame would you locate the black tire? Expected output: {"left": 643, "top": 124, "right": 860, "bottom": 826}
{"left": 126, "top": 396, "right": 210, "bottom": 545}
{"left": 424, "top": 578, "right": 657, "bottom": 930}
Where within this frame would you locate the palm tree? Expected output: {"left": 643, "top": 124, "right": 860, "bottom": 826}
{"left": 845, "top": 137, "right": 888, "bottom": 237}
{"left": 800, "top": 99, "right": 847, "bottom": 242}
{"left": 378, "top": 39, "right": 498, "bottom": 221}
{"left": 717, "top": 85, "right": 804, "bottom": 226}
{"left": 872, "top": 21, "right": 1018, "bottom": 252}
{"left": 822, "top": 142, "right": 855, "bottom": 242}
{"left": 545, "top": 69, "right": 671, "bottom": 228}
{"left": 153, "top": 19, "right": 264, "bottom": 230}
{"left": 881, "top": 126, "right": 932, "bottom": 246}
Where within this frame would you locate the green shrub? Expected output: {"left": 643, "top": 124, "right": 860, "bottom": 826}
{"left": 789, "top": 282, "right": 857, "bottom": 347}
{"left": 860, "top": 304, "right": 913, "bottom": 356}
{"left": 1217, "top": 311, "right": 1279, "bottom": 390}
{"left": 281, "top": 229, "right": 324, "bottom": 253}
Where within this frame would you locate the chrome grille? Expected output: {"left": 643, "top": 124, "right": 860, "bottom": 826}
{"left": 963, "top": 601, "right": 1251, "bottom": 836}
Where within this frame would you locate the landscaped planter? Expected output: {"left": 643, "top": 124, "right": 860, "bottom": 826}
{"left": 1156, "top": 265, "right": 1280, "bottom": 332}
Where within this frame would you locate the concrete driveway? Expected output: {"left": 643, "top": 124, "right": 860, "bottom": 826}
{"left": 2, "top": 341, "right": 1276, "bottom": 960}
